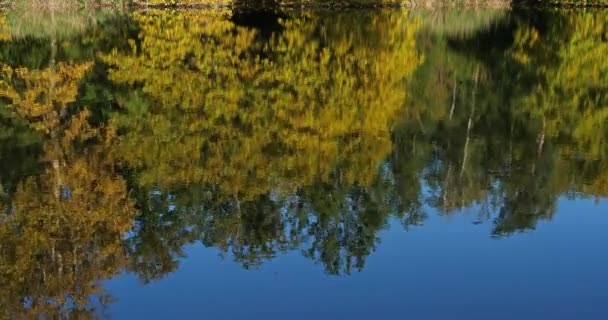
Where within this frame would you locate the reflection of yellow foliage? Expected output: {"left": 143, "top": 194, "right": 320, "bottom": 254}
{"left": 103, "top": 10, "right": 422, "bottom": 198}
{"left": 510, "top": 26, "right": 538, "bottom": 64}
{"left": 0, "top": 14, "right": 11, "bottom": 41}
{"left": 0, "top": 148, "right": 135, "bottom": 317}
{"left": 0, "top": 62, "right": 93, "bottom": 133}
{"left": 0, "top": 58, "right": 135, "bottom": 316}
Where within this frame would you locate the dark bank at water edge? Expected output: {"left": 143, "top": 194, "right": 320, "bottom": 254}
{"left": 7, "top": 0, "right": 608, "bottom": 9}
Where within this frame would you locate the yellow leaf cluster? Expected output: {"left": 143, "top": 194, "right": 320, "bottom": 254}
{"left": 103, "top": 10, "right": 423, "bottom": 199}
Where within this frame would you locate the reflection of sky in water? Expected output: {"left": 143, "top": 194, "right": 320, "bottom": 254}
{"left": 106, "top": 197, "right": 608, "bottom": 319}
{"left": 0, "top": 6, "right": 607, "bottom": 318}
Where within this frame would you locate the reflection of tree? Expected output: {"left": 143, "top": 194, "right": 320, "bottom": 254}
{"left": 101, "top": 9, "right": 422, "bottom": 275}
{"left": 394, "top": 8, "right": 608, "bottom": 235}
{"left": 102, "top": 9, "right": 422, "bottom": 198}
{"left": 297, "top": 174, "right": 395, "bottom": 274}
{"left": 0, "top": 7, "right": 608, "bottom": 316}
{"left": 106, "top": 8, "right": 608, "bottom": 275}
{"left": 509, "top": 10, "right": 608, "bottom": 162}
{"left": 0, "top": 61, "right": 136, "bottom": 317}
{"left": 0, "top": 107, "right": 44, "bottom": 199}
{"left": 127, "top": 166, "right": 397, "bottom": 276}
{"left": 489, "top": 9, "right": 608, "bottom": 234}
{"left": 0, "top": 148, "right": 135, "bottom": 317}
{"left": 0, "top": 62, "right": 93, "bottom": 133}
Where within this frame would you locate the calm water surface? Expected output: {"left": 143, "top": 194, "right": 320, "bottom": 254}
{"left": 0, "top": 7, "right": 607, "bottom": 319}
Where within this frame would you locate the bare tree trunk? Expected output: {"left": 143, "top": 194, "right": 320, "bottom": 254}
{"left": 537, "top": 116, "right": 546, "bottom": 156}
{"left": 449, "top": 76, "right": 457, "bottom": 120}
{"left": 443, "top": 165, "right": 452, "bottom": 213}
{"left": 532, "top": 116, "right": 546, "bottom": 176}
{"left": 460, "top": 66, "right": 479, "bottom": 179}
{"left": 508, "top": 121, "right": 514, "bottom": 177}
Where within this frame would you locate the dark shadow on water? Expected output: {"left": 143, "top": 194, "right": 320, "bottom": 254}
{"left": 231, "top": 8, "right": 285, "bottom": 39}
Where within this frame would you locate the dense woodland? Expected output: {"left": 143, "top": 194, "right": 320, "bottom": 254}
{"left": 0, "top": 5, "right": 606, "bottom": 317}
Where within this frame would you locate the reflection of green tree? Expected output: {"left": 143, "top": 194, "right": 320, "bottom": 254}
{"left": 103, "top": 9, "right": 423, "bottom": 275}
{"left": 1, "top": 7, "right": 608, "bottom": 317}
{"left": 491, "top": 9, "right": 608, "bottom": 233}
{"left": 126, "top": 166, "right": 397, "bottom": 275}
{"left": 414, "top": 8, "right": 507, "bottom": 39}
{"left": 509, "top": 10, "right": 608, "bottom": 161}
{"left": 110, "top": 8, "right": 608, "bottom": 274}
{"left": 0, "top": 107, "right": 44, "bottom": 198}
{"left": 395, "top": 8, "right": 608, "bottom": 235}
{"left": 125, "top": 186, "right": 201, "bottom": 283}
{"left": 297, "top": 172, "right": 395, "bottom": 274}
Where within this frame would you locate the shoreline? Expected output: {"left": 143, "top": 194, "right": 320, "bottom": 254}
{"left": 125, "top": 2, "right": 608, "bottom": 9}
{"left": 4, "top": 1, "right": 608, "bottom": 10}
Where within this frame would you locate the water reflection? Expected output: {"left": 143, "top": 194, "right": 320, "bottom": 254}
{"left": 0, "top": 7, "right": 606, "bottom": 317}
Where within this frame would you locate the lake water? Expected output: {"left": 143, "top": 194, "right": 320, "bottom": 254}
{"left": 0, "top": 7, "right": 607, "bottom": 319}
